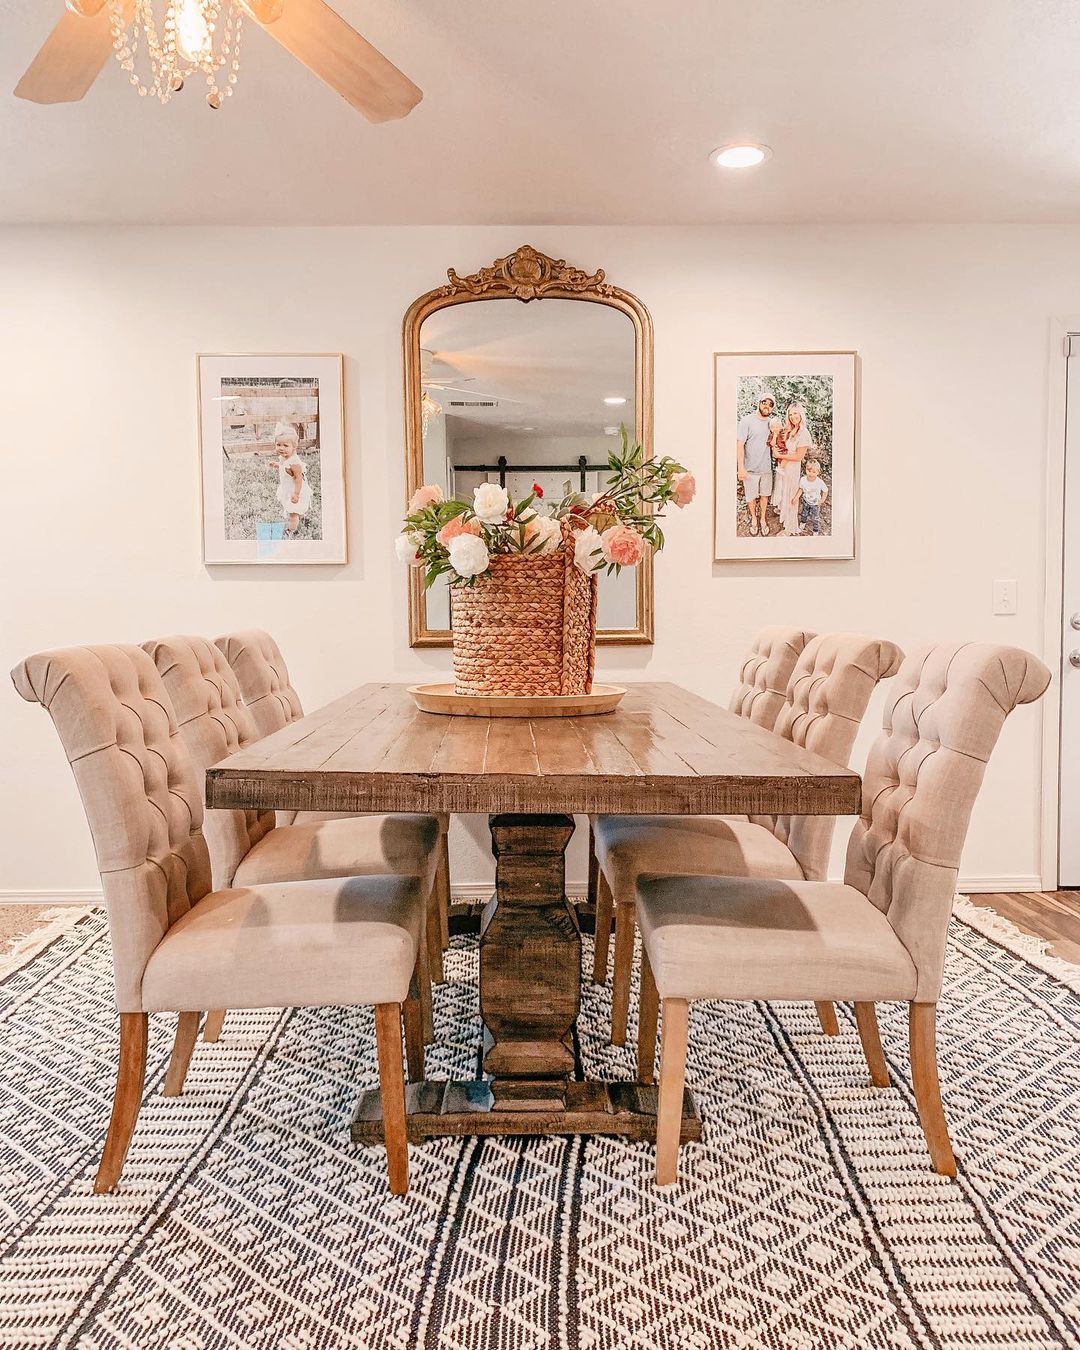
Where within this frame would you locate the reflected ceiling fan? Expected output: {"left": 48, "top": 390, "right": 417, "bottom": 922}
{"left": 420, "top": 349, "right": 516, "bottom": 403}
{"left": 14, "top": 0, "right": 422, "bottom": 121}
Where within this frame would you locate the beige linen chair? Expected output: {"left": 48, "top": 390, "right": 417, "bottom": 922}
{"left": 591, "top": 625, "right": 815, "bottom": 985}
{"left": 143, "top": 634, "right": 442, "bottom": 1043}
{"left": 635, "top": 641, "right": 1051, "bottom": 1185}
{"left": 214, "top": 629, "right": 454, "bottom": 985}
{"left": 12, "top": 645, "right": 427, "bottom": 1195}
{"left": 726, "top": 625, "right": 819, "bottom": 730}
{"left": 596, "top": 632, "right": 902, "bottom": 1045}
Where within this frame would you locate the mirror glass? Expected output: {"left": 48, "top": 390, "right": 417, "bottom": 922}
{"left": 418, "top": 298, "right": 638, "bottom": 631}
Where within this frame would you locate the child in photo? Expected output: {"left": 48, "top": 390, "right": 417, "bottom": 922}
{"left": 268, "top": 421, "right": 312, "bottom": 536}
{"left": 767, "top": 415, "right": 784, "bottom": 529}
{"left": 793, "top": 458, "right": 828, "bottom": 535}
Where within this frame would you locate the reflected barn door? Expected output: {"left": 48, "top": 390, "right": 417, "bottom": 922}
{"left": 1061, "top": 344, "right": 1080, "bottom": 884}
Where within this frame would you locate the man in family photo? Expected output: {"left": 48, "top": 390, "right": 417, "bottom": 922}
{"left": 736, "top": 393, "right": 776, "bottom": 536}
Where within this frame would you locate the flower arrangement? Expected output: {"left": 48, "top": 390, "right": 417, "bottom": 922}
{"left": 395, "top": 429, "right": 695, "bottom": 586}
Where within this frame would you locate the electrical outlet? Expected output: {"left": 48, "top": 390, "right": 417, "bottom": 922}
{"left": 992, "top": 579, "right": 1017, "bottom": 615}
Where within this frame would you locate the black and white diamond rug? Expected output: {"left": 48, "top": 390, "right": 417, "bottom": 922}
{"left": 0, "top": 901, "right": 1077, "bottom": 1349}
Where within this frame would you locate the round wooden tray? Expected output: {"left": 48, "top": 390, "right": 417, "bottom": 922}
{"left": 408, "top": 683, "right": 627, "bottom": 718}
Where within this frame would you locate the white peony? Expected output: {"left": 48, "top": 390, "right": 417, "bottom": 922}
{"left": 447, "top": 533, "right": 490, "bottom": 577}
{"left": 472, "top": 482, "right": 510, "bottom": 524}
{"left": 524, "top": 513, "right": 562, "bottom": 555}
{"left": 394, "top": 531, "right": 424, "bottom": 566}
{"left": 573, "top": 525, "right": 604, "bottom": 574}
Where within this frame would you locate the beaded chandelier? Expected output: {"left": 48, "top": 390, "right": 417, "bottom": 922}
{"left": 105, "top": 0, "right": 260, "bottom": 108}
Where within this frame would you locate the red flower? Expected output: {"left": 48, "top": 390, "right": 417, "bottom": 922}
{"left": 532, "top": 482, "right": 544, "bottom": 499}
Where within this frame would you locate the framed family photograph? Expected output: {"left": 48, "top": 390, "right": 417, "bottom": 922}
{"left": 197, "top": 353, "right": 347, "bottom": 564}
{"left": 713, "top": 351, "right": 856, "bottom": 561}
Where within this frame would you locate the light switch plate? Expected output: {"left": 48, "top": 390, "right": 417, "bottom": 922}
{"left": 993, "top": 579, "right": 1018, "bottom": 615}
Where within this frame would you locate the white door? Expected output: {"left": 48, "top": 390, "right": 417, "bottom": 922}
{"left": 1060, "top": 343, "right": 1080, "bottom": 883}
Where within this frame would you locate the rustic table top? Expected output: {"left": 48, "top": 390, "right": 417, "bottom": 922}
{"left": 205, "top": 681, "right": 862, "bottom": 818}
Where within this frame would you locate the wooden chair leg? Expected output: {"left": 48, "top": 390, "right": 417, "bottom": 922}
{"left": 163, "top": 1011, "right": 201, "bottom": 1098}
{"left": 853, "top": 1002, "right": 890, "bottom": 1087}
{"left": 203, "top": 1009, "right": 226, "bottom": 1042}
{"left": 587, "top": 823, "right": 599, "bottom": 909}
{"left": 426, "top": 882, "right": 445, "bottom": 986}
{"left": 436, "top": 833, "right": 451, "bottom": 951}
{"left": 637, "top": 946, "right": 659, "bottom": 1084}
{"left": 416, "top": 918, "right": 435, "bottom": 1044}
{"left": 909, "top": 1002, "right": 957, "bottom": 1177}
{"left": 655, "top": 998, "right": 689, "bottom": 1186}
{"left": 94, "top": 1012, "right": 148, "bottom": 1194}
{"left": 592, "top": 869, "right": 614, "bottom": 985}
{"left": 374, "top": 1003, "right": 409, "bottom": 1195}
{"left": 403, "top": 959, "right": 426, "bottom": 1082}
{"left": 815, "top": 1001, "right": 840, "bottom": 1036}
{"left": 610, "top": 900, "right": 636, "bottom": 1046}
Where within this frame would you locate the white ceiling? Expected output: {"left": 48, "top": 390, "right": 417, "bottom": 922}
{"left": 6, "top": 0, "right": 1080, "bottom": 225}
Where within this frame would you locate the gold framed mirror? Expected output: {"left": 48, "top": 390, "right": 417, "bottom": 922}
{"left": 403, "top": 244, "right": 654, "bottom": 647}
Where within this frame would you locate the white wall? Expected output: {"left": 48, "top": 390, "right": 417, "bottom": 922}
{"left": 0, "top": 225, "right": 1065, "bottom": 899}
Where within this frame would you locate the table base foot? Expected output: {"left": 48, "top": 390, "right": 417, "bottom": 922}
{"left": 351, "top": 1079, "right": 702, "bottom": 1144}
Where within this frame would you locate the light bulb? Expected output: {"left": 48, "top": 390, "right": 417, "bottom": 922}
{"left": 711, "top": 143, "right": 772, "bottom": 170}
{"left": 176, "top": 0, "right": 212, "bottom": 64}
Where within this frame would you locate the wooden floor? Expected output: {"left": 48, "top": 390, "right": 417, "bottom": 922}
{"left": 0, "top": 904, "right": 52, "bottom": 951}
{"left": 962, "top": 890, "right": 1080, "bottom": 966}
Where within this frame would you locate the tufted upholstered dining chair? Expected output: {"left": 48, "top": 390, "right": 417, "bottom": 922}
{"left": 12, "top": 645, "right": 428, "bottom": 1195}
{"left": 595, "top": 632, "right": 903, "bottom": 1046}
{"left": 726, "top": 626, "right": 819, "bottom": 730}
{"left": 143, "top": 634, "right": 443, "bottom": 1045}
{"left": 590, "top": 626, "right": 815, "bottom": 983}
{"left": 214, "top": 629, "right": 454, "bottom": 988}
{"left": 636, "top": 642, "right": 1051, "bottom": 1185}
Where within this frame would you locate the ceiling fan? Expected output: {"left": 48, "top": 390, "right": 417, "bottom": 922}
{"left": 421, "top": 349, "right": 518, "bottom": 404}
{"left": 14, "top": 0, "right": 422, "bottom": 122}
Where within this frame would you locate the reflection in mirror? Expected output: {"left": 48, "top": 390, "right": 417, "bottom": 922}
{"left": 419, "top": 298, "right": 638, "bottom": 631}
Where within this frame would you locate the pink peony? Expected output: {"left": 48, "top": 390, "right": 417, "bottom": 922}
{"left": 600, "top": 523, "right": 646, "bottom": 567}
{"left": 671, "top": 470, "right": 696, "bottom": 508}
{"left": 408, "top": 483, "right": 443, "bottom": 513}
{"left": 436, "top": 513, "right": 482, "bottom": 547}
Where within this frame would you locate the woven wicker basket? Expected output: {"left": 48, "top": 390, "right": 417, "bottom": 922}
{"left": 451, "top": 543, "right": 598, "bottom": 697}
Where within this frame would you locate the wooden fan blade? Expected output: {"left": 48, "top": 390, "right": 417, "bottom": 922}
{"left": 257, "top": 0, "right": 422, "bottom": 123}
{"left": 14, "top": 1, "right": 123, "bottom": 105}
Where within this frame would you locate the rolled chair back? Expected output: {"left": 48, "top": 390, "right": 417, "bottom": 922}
{"left": 846, "top": 642, "right": 1050, "bottom": 1001}
{"left": 143, "top": 635, "right": 274, "bottom": 889}
{"left": 214, "top": 629, "right": 303, "bottom": 738}
{"left": 728, "top": 626, "right": 816, "bottom": 731}
{"left": 751, "top": 632, "right": 904, "bottom": 879}
{"left": 11, "top": 645, "right": 212, "bottom": 1011}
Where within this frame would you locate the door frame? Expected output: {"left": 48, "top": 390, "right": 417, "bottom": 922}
{"left": 1041, "top": 320, "right": 1075, "bottom": 889}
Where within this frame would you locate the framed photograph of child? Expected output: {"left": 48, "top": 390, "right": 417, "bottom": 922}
{"left": 713, "top": 351, "right": 856, "bottom": 561}
{"left": 197, "top": 353, "right": 347, "bottom": 564}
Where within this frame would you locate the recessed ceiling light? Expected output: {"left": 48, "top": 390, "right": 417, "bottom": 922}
{"left": 603, "top": 396, "right": 627, "bottom": 405}
{"left": 711, "top": 143, "right": 771, "bottom": 170}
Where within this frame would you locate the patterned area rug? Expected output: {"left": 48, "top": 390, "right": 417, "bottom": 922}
{"left": 0, "top": 906, "right": 1077, "bottom": 1349}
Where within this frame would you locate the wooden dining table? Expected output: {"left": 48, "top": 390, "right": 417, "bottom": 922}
{"left": 205, "top": 680, "right": 862, "bottom": 1147}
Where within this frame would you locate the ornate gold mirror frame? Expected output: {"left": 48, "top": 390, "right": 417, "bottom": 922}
{"left": 403, "top": 244, "right": 655, "bottom": 647}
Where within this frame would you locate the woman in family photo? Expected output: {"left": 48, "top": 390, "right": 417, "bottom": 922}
{"left": 771, "top": 401, "right": 815, "bottom": 536}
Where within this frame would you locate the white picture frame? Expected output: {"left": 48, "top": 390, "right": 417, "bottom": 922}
{"left": 198, "top": 353, "right": 347, "bottom": 565}
{"left": 713, "top": 351, "right": 856, "bottom": 561}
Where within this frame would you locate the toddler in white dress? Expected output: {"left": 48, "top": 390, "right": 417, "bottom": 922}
{"left": 268, "top": 422, "right": 311, "bottom": 536}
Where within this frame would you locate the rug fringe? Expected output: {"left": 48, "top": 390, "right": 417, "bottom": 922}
{"left": 953, "top": 894, "right": 1080, "bottom": 994}
{"left": 0, "top": 906, "right": 95, "bottom": 980}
